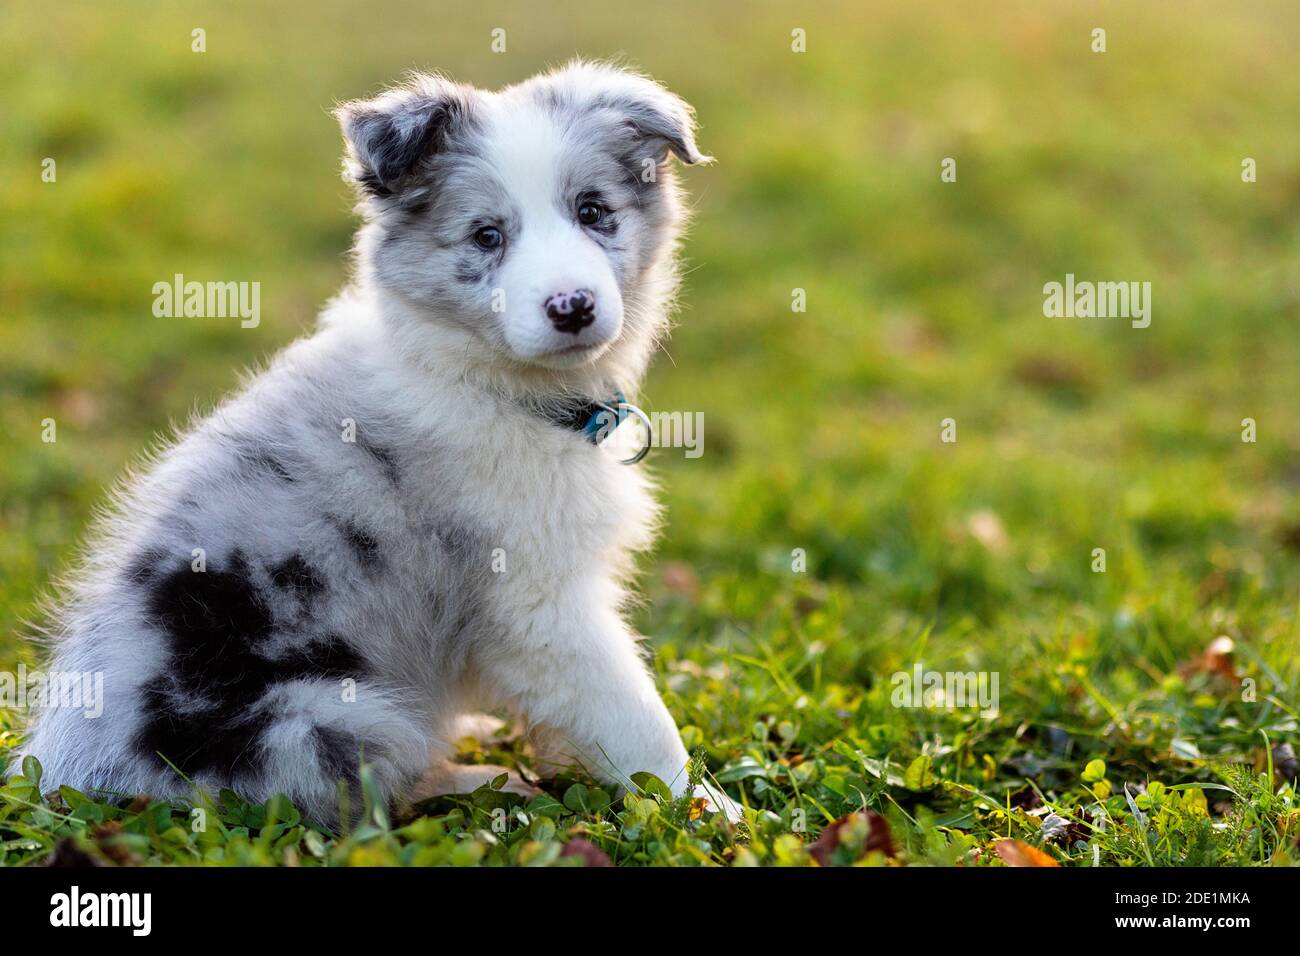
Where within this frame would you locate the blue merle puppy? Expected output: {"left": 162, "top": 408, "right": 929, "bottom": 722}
{"left": 14, "top": 61, "right": 741, "bottom": 823}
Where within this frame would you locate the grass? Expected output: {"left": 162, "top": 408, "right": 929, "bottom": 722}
{"left": 1, "top": 0, "right": 1298, "bottom": 866}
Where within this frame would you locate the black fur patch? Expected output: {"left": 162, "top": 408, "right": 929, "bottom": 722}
{"left": 137, "top": 551, "right": 366, "bottom": 779}
{"left": 137, "top": 684, "right": 273, "bottom": 780}
{"left": 454, "top": 257, "right": 491, "bottom": 285}
{"left": 355, "top": 168, "right": 389, "bottom": 198}
{"left": 270, "top": 554, "right": 326, "bottom": 597}
{"left": 337, "top": 520, "right": 383, "bottom": 569}
{"left": 232, "top": 439, "right": 297, "bottom": 483}
{"left": 354, "top": 433, "right": 400, "bottom": 486}
{"left": 313, "top": 726, "right": 373, "bottom": 785}
{"left": 148, "top": 551, "right": 274, "bottom": 663}
{"left": 124, "top": 547, "right": 168, "bottom": 585}
{"left": 251, "top": 452, "right": 295, "bottom": 483}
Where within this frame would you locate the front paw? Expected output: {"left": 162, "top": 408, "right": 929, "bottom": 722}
{"left": 414, "top": 762, "right": 541, "bottom": 800}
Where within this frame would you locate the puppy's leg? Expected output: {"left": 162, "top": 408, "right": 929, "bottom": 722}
{"left": 485, "top": 600, "right": 741, "bottom": 820}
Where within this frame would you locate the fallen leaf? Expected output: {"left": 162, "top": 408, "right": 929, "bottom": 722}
{"left": 1179, "top": 635, "right": 1239, "bottom": 682}
{"left": 993, "top": 838, "right": 1059, "bottom": 867}
{"left": 809, "top": 810, "right": 896, "bottom": 865}
{"left": 126, "top": 793, "right": 151, "bottom": 813}
{"left": 89, "top": 820, "right": 140, "bottom": 866}
{"left": 559, "top": 838, "right": 612, "bottom": 867}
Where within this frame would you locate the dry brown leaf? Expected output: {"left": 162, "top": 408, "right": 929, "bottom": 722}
{"left": 993, "top": 838, "right": 1059, "bottom": 867}
{"left": 89, "top": 820, "right": 141, "bottom": 866}
{"left": 559, "top": 837, "right": 612, "bottom": 867}
{"left": 809, "top": 810, "right": 896, "bottom": 866}
{"left": 125, "top": 793, "right": 151, "bottom": 813}
{"left": 1180, "top": 635, "right": 1239, "bottom": 682}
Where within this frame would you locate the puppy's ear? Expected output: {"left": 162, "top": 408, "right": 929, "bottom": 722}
{"left": 335, "top": 74, "right": 476, "bottom": 197}
{"left": 585, "top": 65, "right": 711, "bottom": 166}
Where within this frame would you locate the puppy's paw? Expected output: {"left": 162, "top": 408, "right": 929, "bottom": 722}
{"left": 449, "top": 712, "right": 510, "bottom": 745}
{"left": 414, "top": 762, "right": 540, "bottom": 800}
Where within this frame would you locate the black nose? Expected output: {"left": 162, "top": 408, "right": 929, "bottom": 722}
{"left": 545, "top": 289, "right": 596, "bottom": 334}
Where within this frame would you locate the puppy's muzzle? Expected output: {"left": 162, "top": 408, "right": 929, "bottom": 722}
{"left": 545, "top": 289, "right": 596, "bottom": 334}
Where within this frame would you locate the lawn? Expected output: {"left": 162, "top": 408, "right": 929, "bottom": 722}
{"left": 1, "top": 0, "right": 1297, "bottom": 866}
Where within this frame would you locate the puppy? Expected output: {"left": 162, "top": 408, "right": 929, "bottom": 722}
{"left": 13, "top": 61, "right": 739, "bottom": 823}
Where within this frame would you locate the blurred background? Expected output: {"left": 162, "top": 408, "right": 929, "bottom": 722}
{"left": 1, "top": 1, "right": 1297, "bottom": 713}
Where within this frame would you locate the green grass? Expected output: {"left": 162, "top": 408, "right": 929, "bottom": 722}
{"left": 1, "top": 0, "right": 1298, "bottom": 866}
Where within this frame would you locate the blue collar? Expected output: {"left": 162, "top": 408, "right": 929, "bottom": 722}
{"left": 548, "top": 389, "right": 630, "bottom": 445}
{"left": 538, "top": 388, "right": 652, "bottom": 464}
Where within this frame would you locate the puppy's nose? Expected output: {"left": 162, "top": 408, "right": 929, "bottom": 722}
{"left": 545, "top": 289, "right": 596, "bottom": 334}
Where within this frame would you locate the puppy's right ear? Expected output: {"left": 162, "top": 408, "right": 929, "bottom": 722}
{"left": 335, "top": 74, "right": 476, "bottom": 198}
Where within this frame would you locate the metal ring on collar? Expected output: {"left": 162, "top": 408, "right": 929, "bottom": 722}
{"left": 597, "top": 400, "right": 653, "bottom": 465}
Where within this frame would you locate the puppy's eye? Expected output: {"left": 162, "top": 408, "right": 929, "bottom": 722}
{"left": 577, "top": 203, "right": 606, "bottom": 226}
{"left": 473, "top": 226, "right": 503, "bottom": 250}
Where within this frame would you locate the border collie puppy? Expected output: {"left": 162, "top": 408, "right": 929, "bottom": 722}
{"left": 14, "top": 61, "right": 740, "bottom": 823}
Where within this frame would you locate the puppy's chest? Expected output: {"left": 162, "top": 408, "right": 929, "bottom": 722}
{"left": 504, "top": 453, "right": 653, "bottom": 560}
{"left": 442, "top": 431, "right": 658, "bottom": 576}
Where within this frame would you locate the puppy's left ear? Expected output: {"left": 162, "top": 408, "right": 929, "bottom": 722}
{"left": 591, "top": 68, "right": 712, "bottom": 166}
